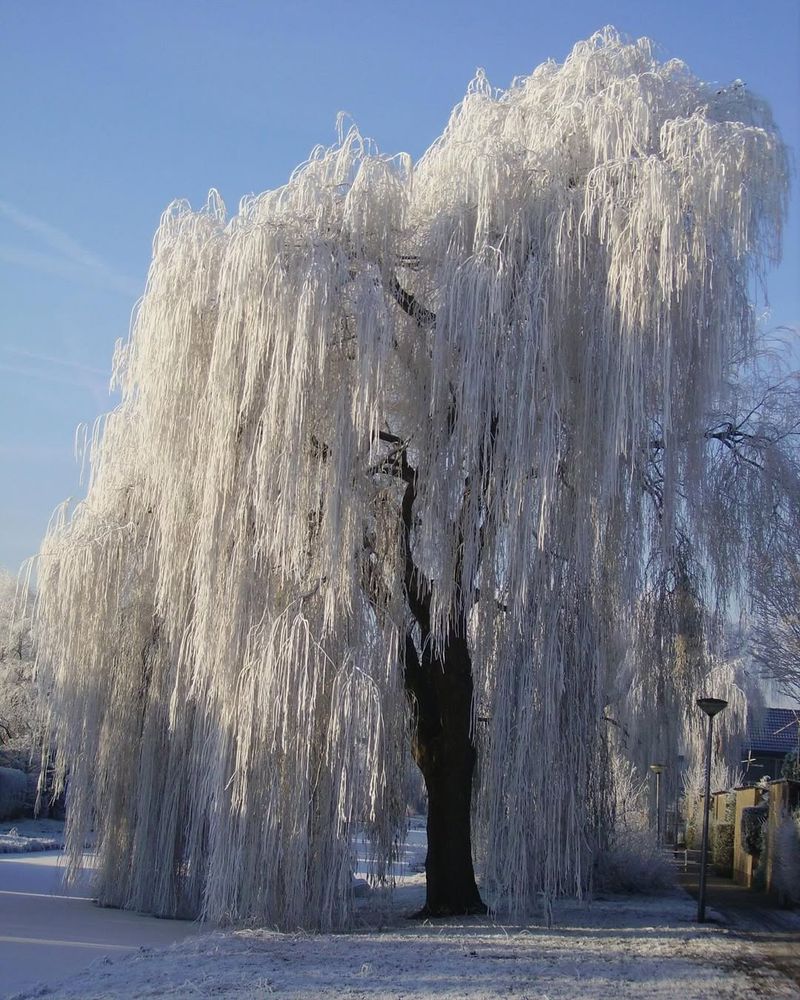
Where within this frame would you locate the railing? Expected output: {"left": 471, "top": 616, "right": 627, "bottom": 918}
{"left": 668, "top": 846, "right": 710, "bottom": 871}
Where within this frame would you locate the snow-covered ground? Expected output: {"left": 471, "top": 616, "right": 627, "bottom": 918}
{"left": 1, "top": 819, "right": 798, "bottom": 999}
{"left": 353, "top": 815, "right": 427, "bottom": 880}
{"left": 0, "top": 818, "right": 65, "bottom": 853}
{"left": 6, "top": 881, "right": 798, "bottom": 1000}
{"left": 0, "top": 849, "right": 199, "bottom": 998}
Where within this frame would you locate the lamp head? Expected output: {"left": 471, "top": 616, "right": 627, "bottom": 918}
{"left": 649, "top": 763, "right": 665, "bottom": 774}
{"left": 696, "top": 697, "right": 728, "bottom": 718}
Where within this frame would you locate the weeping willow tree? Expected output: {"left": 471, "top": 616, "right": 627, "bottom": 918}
{"left": 34, "top": 29, "right": 790, "bottom": 927}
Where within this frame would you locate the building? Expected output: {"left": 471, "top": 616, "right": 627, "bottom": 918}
{"left": 741, "top": 708, "right": 800, "bottom": 781}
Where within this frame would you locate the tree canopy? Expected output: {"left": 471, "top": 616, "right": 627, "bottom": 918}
{"left": 34, "top": 29, "right": 791, "bottom": 928}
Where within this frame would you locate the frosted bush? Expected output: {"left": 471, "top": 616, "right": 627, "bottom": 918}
{"left": 773, "top": 808, "right": 800, "bottom": 905}
{"left": 596, "top": 753, "right": 675, "bottom": 894}
{"left": 595, "top": 830, "right": 675, "bottom": 895}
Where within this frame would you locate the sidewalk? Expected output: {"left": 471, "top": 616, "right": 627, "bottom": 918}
{"left": 676, "top": 862, "right": 800, "bottom": 988}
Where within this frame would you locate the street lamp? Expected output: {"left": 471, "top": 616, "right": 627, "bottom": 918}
{"left": 696, "top": 696, "right": 728, "bottom": 923}
{"left": 649, "top": 764, "right": 665, "bottom": 847}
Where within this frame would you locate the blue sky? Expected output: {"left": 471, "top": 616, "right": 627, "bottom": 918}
{"left": 1, "top": 0, "right": 798, "bottom": 573}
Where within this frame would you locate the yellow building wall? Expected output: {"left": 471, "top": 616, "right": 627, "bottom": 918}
{"left": 732, "top": 786, "right": 760, "bottom": 888}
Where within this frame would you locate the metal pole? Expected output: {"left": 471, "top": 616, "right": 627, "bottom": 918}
{"left": 655, "top": 769, "right": 662, "bottom": 848}
{"left": 674, "top": 754, "right": 684, "bottom": 846}
{"left": 697, "top": 711, "right": 714, "bottom": 923}
{"left": 695, "top": 696, "right": 727, "bottom": 922}
{"left": 649, "top": 764, "right": 665, "bottom": 847}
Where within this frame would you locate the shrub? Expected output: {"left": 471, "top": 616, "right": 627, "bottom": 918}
{"left": 0, "top": 766, "right": 29, "bottom": 820}
{"left": 742, "top": 803, "right": 768, "bottom": 856}
{"left": 781, "top": 752, "right": 800, "bottom": 782}
{"left": 594, "top": 829, "right": 675, "bottom": 895}
{"left": 752, "top": 822, "right": 769, "bottom": 891}
{"left": 712, "top": 821, "right": 734, "bottom": 876}
{"left": 772, "top": 808, "right": 800, "bottom": 905}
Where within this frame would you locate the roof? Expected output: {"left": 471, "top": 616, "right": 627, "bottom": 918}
{"left": 746, "top": 708, "right": 800, "bottom": 756}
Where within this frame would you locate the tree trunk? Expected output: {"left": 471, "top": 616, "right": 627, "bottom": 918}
{"left": 405, "top": 627, "right": 487, "bottom": 916}
{"left": 397, "top": 455, "right": 486, "bottom": 915}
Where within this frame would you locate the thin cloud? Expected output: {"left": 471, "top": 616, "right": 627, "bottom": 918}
{"left": 0, "top": 243, "right": 103, "bottom": 284}
{"left": 0, "top": 201, "right": 141, "bottom": 297}
{"left": 0, "top": 337, "right": 122, "bottom": 418}
{"left": 0, "top": 352, "right": 113, "bottom": 411}
{"left": 0, "top": 442, "right": 75, "bottom": 463}
{"left": 0, "top": 361, "right": 104, "bottom": 390}
{"left": 6, "top": 346, "right": 109, "bottom": 378}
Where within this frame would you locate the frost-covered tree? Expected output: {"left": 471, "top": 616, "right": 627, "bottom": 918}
{"left": 34, "top": 30, "right": 791, "bottom": 927}
{"left": 753, "top": 551, "right": 800, "bottom": 701}
{"left": 608, "top": 356, "right": 799, "bottom": 812}
{"left": 747, "top": 368, "right": 800, "bottom": 699}
{"left": 0, "top": 569, "right": 36, "bottom": 749}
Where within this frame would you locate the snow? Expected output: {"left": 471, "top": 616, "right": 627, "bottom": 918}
{"left": 1, "top": 841, "right": 797, "bottom": 1000}
{"left": 0, "top": 851, "right": 199, "bottom": 997}
{"left": 0, "top": 819, "right": 65, "bottom": 853}
{"left": 353, "top": 816, "right": 427, "bottom": 879}
{"left": 5, "top": 880, "right": 798, "bottom": 1000}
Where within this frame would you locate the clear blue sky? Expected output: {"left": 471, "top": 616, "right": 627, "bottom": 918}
{"left": 1, "top": 0, "right": 798, "bottom": 573}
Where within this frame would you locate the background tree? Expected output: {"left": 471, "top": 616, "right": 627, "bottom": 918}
{"left": 608, "top": 356, "right": 800, "bottom": 819}
{"left": 752, "top": 553, "right": 800, "bottom": 702}
{"left": 34, "top": 29, "right": 790, "bottom": 927}
{"left": 0, "top": 568, "right": 36, "bottom": 751}
{"left": 746, "top": 367, "right": 800, "bottom": 700}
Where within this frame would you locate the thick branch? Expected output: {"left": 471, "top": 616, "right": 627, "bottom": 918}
{"left": 402, "top": 478, "right": 432, "bottom": 632}
{"left": 369, "top": 431, "right": 416, "bottom": 482}
{"left": 389, "top": 277, "right": 436, "bottom": 327}
{"left": 703, "top": 423, "right": 765, "bottom": 470}
{"left": 368, "top": 428, "right": 433, "bottom": 631}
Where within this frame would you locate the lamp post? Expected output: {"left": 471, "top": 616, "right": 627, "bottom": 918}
{"left": 696, "top": 696, "right": 728, "bottom": 923}
{"left": 649, "top": 764, "right": 665, "bottom": 847}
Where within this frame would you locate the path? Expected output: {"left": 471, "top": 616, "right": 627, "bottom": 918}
{"left": 676, "top": 863, "right": 800, "bottom": 989}
{"left": 0, "top": 852, "right": 199, "bottom": 998}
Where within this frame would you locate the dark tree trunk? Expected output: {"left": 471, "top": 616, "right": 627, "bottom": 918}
{"left": 405, "top": 626, "right": 487, "bottom": 917}
{"left": 391, "top": 433, "right": 487, "bottom": 917}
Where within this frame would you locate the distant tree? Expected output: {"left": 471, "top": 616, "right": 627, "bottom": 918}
{"left": 0, "top": 569, "right": 36, "bottom": 748}
{"left": 782, "top": 751, "right": 800, "bottom": 781}
{"left": 749, "top": 385, "right": 800, "bottom": 701}
{"left": 752, "top": 554, "right": 800, "bottom": 702}
{"left": 612, "top": 359, "right": 800, "bottom": 801}
{"left": 34, "top": 30, "right": 791, "bottom": 927}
